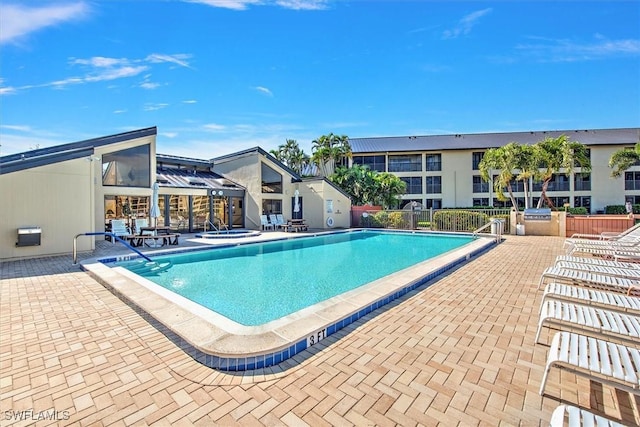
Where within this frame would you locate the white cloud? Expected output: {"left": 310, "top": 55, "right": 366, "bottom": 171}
{"left": 113, "top": 109, "right": 127, "bottom": 114}
{"left": 254, "top": 86, "right": 273, "bottom": 96}
{"left": 184, "top": 0, "right": 327, "bottom": 10}
{"left": 146, "top": 53, "right": 193, "bottom": 68}
{"left": 0, "top": 2, "right": 90, "bottom": 45}
{"left": 143, "top": 103, "right": 169, "bottom": 111}
{"left": 182, "top": 100, "right": 198, "bottom": 104}
{"left": 203, "top": 123, "right": 227, "bottom": 131}
{"left": 442, "top": 8, "right": 492, "bottom": 39}
{"left": 516, "top": 35, "right": 640, "bottom": 62}
{"left": 184, "top": 0, "right": 262, "bottom": 10}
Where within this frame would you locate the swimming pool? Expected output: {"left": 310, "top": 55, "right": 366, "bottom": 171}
{"left": 84, "top": 229, "right": 496, "bottom": 371}
{"left": 117, "top": 231, "right": 473, "bottom": 326}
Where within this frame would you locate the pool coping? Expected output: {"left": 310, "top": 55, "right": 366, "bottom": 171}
{"left": 82, "top": 229, "right": 497, "bottom": 371}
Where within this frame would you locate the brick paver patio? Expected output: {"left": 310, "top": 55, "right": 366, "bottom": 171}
{"left": 1, "top": 235, "right": 639, "bottom": 426}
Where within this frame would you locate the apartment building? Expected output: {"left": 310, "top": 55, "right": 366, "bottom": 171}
{"left": 350, "top": 128, "right": 640, "bottom": 213}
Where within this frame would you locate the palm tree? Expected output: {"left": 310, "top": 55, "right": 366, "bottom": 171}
{"left": 534, "top": 135, "right": 591, "bottom": 209}
{"left": 311, "top": 133, "right": 351, "bottom": 177}
{"left": 270, "top": 139, "right": 309, "bottom": 175}
{"left": 478, "top": 143, "right": 522, "bottom": 212}
{"left": 609, "top": 142, "right": 640, "bottom": 178}
{"left": 372, "top": 172, "right": 407, "bottom": 209}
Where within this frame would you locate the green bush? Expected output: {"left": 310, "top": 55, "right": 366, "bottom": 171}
{"left": 604, "top": 205, "right": 639, "bottom": 214}
{"left": 388, "top": 212, "right": 407, "bottom": 228}
{"left": 567, "top": 207, "right": 588, "bottom": 215}
{"left": 432, "top": 210, "right": 490, "bottom": 232}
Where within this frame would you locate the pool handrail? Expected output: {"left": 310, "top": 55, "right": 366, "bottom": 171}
{"left": 73, "top": 232, "right": 153, "bottom": 265}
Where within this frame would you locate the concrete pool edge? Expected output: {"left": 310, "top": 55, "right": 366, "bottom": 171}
{"left": 81, "top": 231, "right": 497, "bottom": 371}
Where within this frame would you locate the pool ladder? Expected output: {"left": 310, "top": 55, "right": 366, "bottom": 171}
{"left": 72, "top": 232, "right": 153, "bottom": 265}
{"left": 205, "top": 219, "right": 229, "bottom": 233}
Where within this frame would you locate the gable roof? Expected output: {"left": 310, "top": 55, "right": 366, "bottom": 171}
{"left": 212, "top": 146, "right": 303, "bottom": 182}
{"left": 0, "top": 127, "right": 157, "bottom": 175}
{"left": 350, "top": 128, "right": 640, "bottom": 154}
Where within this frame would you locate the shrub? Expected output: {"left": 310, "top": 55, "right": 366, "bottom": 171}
{"left": 567, "top": 207, "right": 588, "bottom": 215}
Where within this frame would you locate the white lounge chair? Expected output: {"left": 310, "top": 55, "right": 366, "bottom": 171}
{"left": 551, "top": 261, "right": 640, "bottom": 280}
{"left": 537, "top": 266, "right": 640, "bottom": 295}
{"left": 260, "top": 215, "right": 274, "bottom": 231}
{"left": 548, "top": 404, "right": 626, "bottom": 427}
{"left": 541, "top": 283, "right": 640, "bottom": 316}
{"left": 539, "top": 331, "right": 640, "bottom": 397}
{"left": 564, "top": 223, "right": 640, "bottom": 247}
{"left": 554, "top": 255, "right": 640, "bottom": 270}
{"left": 566, "top": 240, "right": 640, "bottom": 256}
{"left": 110, "top": 219, "right": 130, "bottom": 243}
{"left": 275, "top": 214, "right": 287, "bottom": 230}
{"left": 535, "top": 300, "right": 640, "bottom": 345}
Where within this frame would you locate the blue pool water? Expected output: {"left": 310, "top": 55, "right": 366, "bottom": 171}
{"left": 117, "top": 231, "right": 473, "bottom": 326}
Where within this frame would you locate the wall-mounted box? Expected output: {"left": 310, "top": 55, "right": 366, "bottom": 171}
{"left": 16, "top": 227, "right": 41, "bottom": 246}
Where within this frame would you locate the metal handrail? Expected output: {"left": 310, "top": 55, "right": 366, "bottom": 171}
{"left": 473, "top": 219, "right": 503, "bottom": 243}
{"left": 73, "top": 232, "right": 153, "bottom": 265}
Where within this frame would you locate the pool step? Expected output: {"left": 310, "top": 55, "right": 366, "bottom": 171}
{"left": 127, "top": 261, "right": 173, "bottom": 275}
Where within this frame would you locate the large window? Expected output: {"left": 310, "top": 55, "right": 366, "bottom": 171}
{"left": 473, "top": 198, "right": 490, "bottom": 207}
{"left": 472, "top": 152, "right": 484, "bottom": 170}
{"left": 262, "top": 199, "right": 282, "bottom": 215}
{"left": 425, "top": 154, "right": 442, "bottom": 171}
{"left": 388, "top": 154, "right": 421, "bottom": 172}
{"left": 532, "top": 174, "right": 570, "bottom": 192}
{"left": 574, "top": 173, "right": 591, "bottom": 191}
{"left": 425, "top": 199, "right": 442, "bottom": 209}
{"left": 352, "top": 155, "right": 386, "bottom": 172}
{"left": 472, "top": 176, "right": 489, "bottom": 193}
{"left": 261, "top": 163, "right": 282, "bottom": 194}
{"left": 426, "top": 176, "right": 441, "bottom": 194}
{"left": 496, "top": 176, "right": 525, "bottom": 193}
{"left": 574, "top": 196, "right": 591, "bottom": 213}
{"left": 399, "top": 177, "right": 422, "bottom": 194}
{"left": 625, "top": 172, "right": 640, "bottom": 190}
{"left": 102, "top": 144, "right": 151, "bottom": 187}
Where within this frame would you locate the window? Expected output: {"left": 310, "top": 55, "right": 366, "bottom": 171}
{"left": 472, "top": 152, "right": 484, "bottom": 170}
{"left": 493, "top": 197, "right": 525, "bottom": 209}
{"left": 425, "top": 154, "right": 442, "bottom": 171}
{"left": 426, "top": 176, "right": 441, "bottom": 194}
{"left": 102, "top": 144, "right": 151, "bottom": 187}
{"left": 532, "top": 174, "right": 570, "bottom": 192}
{"left": 261, "top": 163, "right": 282, "bottom": 194}
{"left": 533, "top": 196, "right": 569, "bottom": 209}
{"left": 574, "top": 173, "right": 591, "bottom": 191}
{"left": 473, "top": 198, "right": 490, "bottom": 207}
{"left": 472, "top": 176, "right": 489, "bottom": 193}
{"left": 625, "top": 172, "right": 640, "bottom": 190}
{"left": 425, "top": 199, "right": 442, "bottom": 209}
{"left": 574, "top": 149, "right": 591, "bottom": 167}
{"left": 262, "top": 199, "right": 282, "bottom": 215}
{"left": 352, "top": 155, "right": 386, "bottom": 172}
{"left": 495, "top": 176, "right": 525, "bottom": 193}
{"left": 399, "top": 177, "right": 422, "bottom": 194}
{"left": 388, "top": 154, "right": 421, "bottom": 172}
{"left": 574, "top": 196, "right": 591, "bottom": 213}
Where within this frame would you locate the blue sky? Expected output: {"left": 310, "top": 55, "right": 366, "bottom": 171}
{"left": 1, "top": 1, "right": 639, "bottom": 159}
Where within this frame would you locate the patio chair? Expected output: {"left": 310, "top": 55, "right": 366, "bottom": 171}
{"left": 134, "top": 218, "right": 153, "bottom": 235}
{"left": 541, "top": 282, "right": 640, "bottom": 316}
{"left": 537, "top": 266, "right": 640, "bottom": 295}
{"left": 564, "top": 223, "right": 640, "bottom": 247}
{"left": 548, "top": 404, "right": 626, "bottom": 427}
{"left": 539, "top": 331, "right": 640, "bottom": 397}
{"left": 275, "top": 214, "right": 287, "bottom": 230}
{"left": 554, "top": 255, "right": 640, "bottom": 270}
{"left": 535, "top": 300, "right": 640, "bottom": 345}
{"left": 566, "top": 239, "right": 640, "bottom": 256}
{"left": 260, "top": 215, "right": 274, "bottom": 231}
{"left": 110, "top": 219, "right": 130, "bottom": 244}
{"left": 550, "top": 261, "right": 640, "bottom": 280}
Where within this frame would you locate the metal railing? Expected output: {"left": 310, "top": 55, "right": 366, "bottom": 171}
{"left": 354, "top": 208, "right": 511, "bottom": 234}
{"left": 73, "top": 232, "right": 152, "bottom": 265}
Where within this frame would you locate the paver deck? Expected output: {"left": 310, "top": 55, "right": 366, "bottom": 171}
{"left": 1, "top": 234, "right": 639, "bottom": 426}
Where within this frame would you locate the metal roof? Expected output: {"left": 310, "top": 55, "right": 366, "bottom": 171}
{"left": 156, "top": 168, "right": 245, "bottom": 195}
{"left": 350, "top": 128, "right": 640, "bottom": 154}
{"left": 0, "top": 127, "right": 157, "bottom": 175}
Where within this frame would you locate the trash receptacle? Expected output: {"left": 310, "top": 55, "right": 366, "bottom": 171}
{"left": 516, "top": 224, "right": 525, "bottom": 236}
{"left": 17, "top": 227, "right": 41, "bottom": 246}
